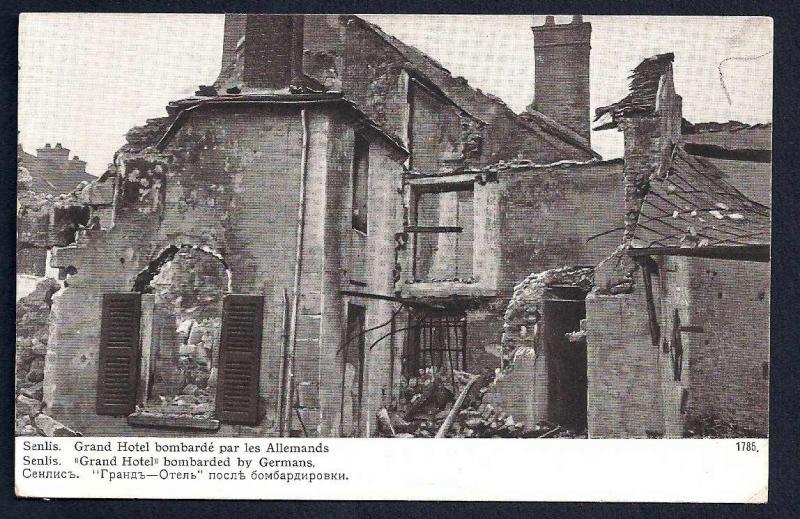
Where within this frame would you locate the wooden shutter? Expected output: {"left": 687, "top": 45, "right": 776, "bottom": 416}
{"left": 216, "top": 294, "right": 264, "bottom": 425}
{"left": 97, "top": 293, "right": 142, "bottom": 415}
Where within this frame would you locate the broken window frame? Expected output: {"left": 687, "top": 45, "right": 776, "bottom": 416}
{"left": 406, "top": 176, "right": 476, "bottom": 281}
{"left": 403, "top": 308, "right": 468, "bottom": 381}
{"left": 341, "top": 303, "right": 367, "bottom": 437}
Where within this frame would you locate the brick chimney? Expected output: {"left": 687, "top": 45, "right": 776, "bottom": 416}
{"left": 217, "top": 14, "right": 305, "bottom": 90}
{"left": 529, "top": 15, "right": 592, "bottom": 145}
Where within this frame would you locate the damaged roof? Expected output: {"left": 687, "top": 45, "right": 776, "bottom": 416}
{"left": 594, "top": 52, "right": 675, "bottom": 130}
{"left": 119, "top": 92, "right": 409, "bottom": 157}
{"left": 347, "top": 16, "right": 598, "bottom": 158}
{"left": 625, "top": 145, "right": 770, "bottom": 260}
{"left": 682, "top": 120, "right": 772, "bottom": 135}
{"left": 681, "top": 119, "right": 772, "bottom": 157}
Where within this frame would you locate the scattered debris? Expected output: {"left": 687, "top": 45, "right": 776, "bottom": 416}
{"left": 376, "top": 368, "right": 583, "bottom": 439}
{"left": 684, "top": 415, "right": 763, "bottom": 438}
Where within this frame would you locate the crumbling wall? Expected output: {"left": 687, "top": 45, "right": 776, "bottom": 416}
{"left": 144, "top": 246, "right": 227, "bottom": 417}
{"left": 496, "top": 160, "right": 625, "bottom": 292}
{"left": 341, "top": 19, "right": 408, "bottom": 137}
{"left": 481, "top": 267, "right": 592, "bottom": 428}
{"left": 15, "top": 278, "right": 79, "bottom": 437}
{"left": 45, "top": 104, "right": 309, "bottom": 435}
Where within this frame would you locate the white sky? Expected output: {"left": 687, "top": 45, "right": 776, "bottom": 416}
{"left": 19, "top": 14, "right": 772, "bottom": 175}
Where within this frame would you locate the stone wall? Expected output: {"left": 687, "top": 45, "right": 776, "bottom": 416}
{"left": 483, "top": 267, "right": 593, "bottom": 428}
{"left": 585, "top": 254, "right": 770, "bottom": 438}
{"left": 585, "top": 289, "right": 666, "bottom": 438}
{"left": 677, "top": 257, "right": 770, "bottom": 435}
{"left": 496, "top": 160, "right": 625, "bottom": 293}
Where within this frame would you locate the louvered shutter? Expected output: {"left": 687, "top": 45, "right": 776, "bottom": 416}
{"left": 97, "top": 293, "right": 142, "bottom": 415}
{"left": 216, "top": 294, "right": 264, "bottom": 425}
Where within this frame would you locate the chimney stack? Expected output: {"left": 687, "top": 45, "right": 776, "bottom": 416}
{"left": 529, "top": 15, "right": 592, "bottom": 146}
{"left": 217, "top": 14, "right": 306, "bottom": 90}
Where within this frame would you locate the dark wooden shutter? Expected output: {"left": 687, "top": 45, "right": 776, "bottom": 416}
{"left": 97, "top": 293, "right": 142, "bottom": 415}
{"left": 216, "top": 294, "right": 264, "bottom": 425}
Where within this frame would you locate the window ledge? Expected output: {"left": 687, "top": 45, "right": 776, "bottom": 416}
{"left": 401, "top": 281, "right": 497, "bottom": 299}
{"left": 127, "top": 411, "right": 220, "bottom": 431}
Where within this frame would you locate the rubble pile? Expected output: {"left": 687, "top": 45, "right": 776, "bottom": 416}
{"left": 15, "top": 278, "right": 79, "bottom": 436}
{"left": 376, "top": 368, "right": 580, "bottom": 438}
{"left": 17, "top": 178, "right": 103, "bottom": 250}
{"left": 141, "top": 376, "right": 217, "bottom": 419}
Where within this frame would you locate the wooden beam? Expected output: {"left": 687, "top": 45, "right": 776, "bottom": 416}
{"left": 636, "top": 257, "right": 661, "bottom": 348}
{"left": 404, "top": 225, "right": 463, "bottom": 234}
{"left": 627, "top": 244, "right": 770, "bottom": 262}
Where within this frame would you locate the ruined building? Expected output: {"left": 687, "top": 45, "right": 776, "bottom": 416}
{"left": 584, "top": 54, "right": 770, "bottom": 437}
{"left": 16, "top": 143, "right": 96, "bottom": 283}
{"left": 33, "top": 15, "right": 770, "bottom": 438}
{"left": 18, "top": 143, "right": 95, "bottom": 195}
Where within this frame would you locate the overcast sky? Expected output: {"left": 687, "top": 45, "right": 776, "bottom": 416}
{"left": 19, "top": 14, "right": 772, "bottom": 175}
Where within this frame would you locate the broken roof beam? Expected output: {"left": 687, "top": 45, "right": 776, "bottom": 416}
{"left": 626, "top": 244, "right": 770, "bottom": 262}
{"left": 683, "top": 143, "right": 772, "bottom": 163}
{"left": 594, "top": 52, "right": 675, "bottom": 130}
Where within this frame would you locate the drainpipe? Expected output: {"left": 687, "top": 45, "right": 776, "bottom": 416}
{"left": 277, "top": 288, "right": 290, "bottom": 434}
{"left": 281, "top": 108, "right": 310, "bottom": 436}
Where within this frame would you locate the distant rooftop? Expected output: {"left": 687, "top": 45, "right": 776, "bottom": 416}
{"left": 18, "top": 143, "right": 95, "bottom": 195}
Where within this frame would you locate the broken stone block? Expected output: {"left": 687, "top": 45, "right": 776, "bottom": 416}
{"left": 28, "top": 357, "right": 45, "bottom": 372}
{"left": 192, "top": 403, "right": 213, "bottom": 415}
{"left": 182, "top": 383, "right": 199, "bottom": 396}
{"left": 30, "top": 337, "right": 48, "bottom": 356}
{"left": 435, "top": 409, "right": 451, "bottom": 421}
{"left": 15, "top": 415, "right": 32, "bottom": 435}
{"left": 20, "top": 382, "right": 43, "bottom": 401}
{"left": 34, "top": 414, "right": 80, "bottom": 437}
{"left": 27, "top": 368, "right": 44, "bottom": 383}
{"left": 18, "top": 424, "right": 39, "bottom": 436}
{"left": 16, "top": 394, "right": 42, "bottom": 416}
{"left": 389, "top": 412, "right": 412, "bottom": 433}
{"left": 195, "top": 371, "right": 210, "bottom": 388}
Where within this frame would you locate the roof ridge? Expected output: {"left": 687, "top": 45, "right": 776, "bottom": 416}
{"left": 352, "top": 15, "right": 596, "bottom": 156}
{"left": 682, "top": 119, "right": 773, "bottom": 135}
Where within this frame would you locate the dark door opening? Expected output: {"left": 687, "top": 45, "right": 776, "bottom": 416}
{"left": 343, "top": 303, "right": 366, "bottom": 437}
{"left": 542, "top": 295, "right": 588, "bottom": 433}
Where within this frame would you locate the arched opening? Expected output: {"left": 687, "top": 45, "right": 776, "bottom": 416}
{"left": 135, "top": 245, "right": 231, "bottom": 418}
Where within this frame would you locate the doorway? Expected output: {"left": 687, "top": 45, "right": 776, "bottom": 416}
{"left": 541, "top": 288, "right": 588, "bottom": 433}
{"left": 343, "top": 303, "right": 366, "bottom": 437}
